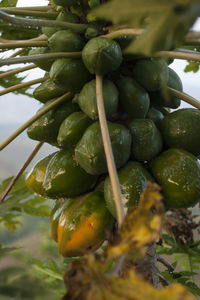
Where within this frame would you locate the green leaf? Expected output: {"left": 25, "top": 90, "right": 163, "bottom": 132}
{"left": 0, "top": 0, "right": 18, "bottom": 7}
{"left": 0, "top": 244, "right": 18, "bottom": 258}
{"left": 31, "top": 258, "right": 63, "bottom": 281}
{"left": 184, "top": 61, "right": 200, "bottom": 73}
{"left": 93, "top": 0, "right": 200, "bottom": 55}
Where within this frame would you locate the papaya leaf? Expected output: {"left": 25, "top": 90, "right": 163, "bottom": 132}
{"left": 0, "top": 0, "right": 18, "bottom": 7}
{"left": 0, "top": 244, "right": 19, "bottom": 258}
{"left": 93, "top": 0, "right": 200, "bottom": 55}
{"left": 31, "top": 258, "right": 63, "bottom": 281}
{"left": 107, "top": 182, "right": 164, "bottom": 259}
{"left": 63, "top": 255, "right": 196, "bottom": 300}
{"left": 0, "top": 174, "right": 50, "bottom": 230}
{"left": 184, "top": 61, "right": 200, "bottom": 72}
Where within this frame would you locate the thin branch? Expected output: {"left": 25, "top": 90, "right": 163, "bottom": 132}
{"left": 0, "top": 92, "right": 72, "bottom": 151}
{"left": 96, "top": 74, "right": 125, "bottom": 226}
{"left": 186, "top": 31, "right": 200, "bottom": 39}
{"left": 0, "top": 64, "right": 36, "bottom": 79}
{"left": 0, "top": 40, "right": 48, "bottom": 49}
{"left": 0, "top": 11, "right": 88, "bottom": 33}
{"left": 0, "top": 142, "right": 43, "bottom": 203}
{"left": 8, "top": 48, "right": 25, "bottom": 58}
{"left": 0, "top": 34, "right": 47, "bottom": 43}
{"left": 0, "top": 51, "right": 82, "bottom": 66}
{"left": 0, "top": 75, "right": 49, "bottom": 96}
{"left": 103, "top": 28, "right": 145, "bottom": 39}
{"left": 168, "top": 87, "right": 200, "bottom": 110}
{"left": 0, "top": 6, "right": 51, "bottom": 11}
{"left": 0, "top": 8, "right": 58, "bottom": 19}
{"left": 155, "top": 50, "right": 200, "bottom": 62}
{"left": 158, "top": 274, "right": 170, "bottom": 287}
{"left": 157, "top": 256, "right": 174, "bottom": 272}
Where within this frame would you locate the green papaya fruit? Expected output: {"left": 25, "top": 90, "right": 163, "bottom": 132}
{"left": 28, "top": 47, "right": 55, "bottom": 71}
{"left": 52, "top": 0, "right": 76, "bottom": 7}
{"left": 51, "top": 191, "right": 114, "bottom": 257}
{"left": 160, "top": 108, "right": 200, "bottom": 156}
{"left": 82, "top": 37, "right": 123, "bottom": 75}
{"left": 117, "top": 76, "right": 150, "bottom": 119}
{"left": 50, "top": 201, "right": 64, "bottom": 242}
{"left": 129, "top": 119, "right": 163, "bottom": 162}
{"left": 150, "top": 67, "right": 183, "bottom": 109}
{"left": 78, "top": 79, "right": 119, "bottom": 120}
{"left": 151, "top": 148, "right": 200, "bottom": 208}
{"left": 43, "top": 149, "right": 98, "bottom": 198}
{"left": 26, "top": 152, "right": 57, "bottom": 197}
{"left": 146, "top": 107, "right": 164, "bottom": 126}
{"left": 104, "top": 161, "right": 154, "bottom": 218}
{"left": 132, "top": 58, "right": 169, "bottom": 91}
{"left": 42, "top": 11, "right": 79, "bottom": 38}
{"left": 50, "top": 58, "right": 92, "bottom": 92}
{"left": 75, "top": 121, "right": 132, "bottom": 175}
{"left": 57, "top": 111, "right": 92, "bottom": 148}
{"left": 48, "top": 30, "right": 84, "bottom": 52}
{"left": 27, "top": 99, "right": 79, "bottom": 144}
{"left": 33, "top": 78, "right": 66, "bottom": 103}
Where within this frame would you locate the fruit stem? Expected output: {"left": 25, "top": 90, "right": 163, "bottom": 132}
{"left": 0, "top": 40, "right": 48, "bottom": 49}
{"left": 0, "top": 11, "right": 89, "bottom": 33}
{"left": 168, "top": 87, "right": 200, "bottom": 110}
{"left": 1, "top": 6, "right": 52, "bottom": 11}
{"left": 96, "top": 74, "right": 125, "bottom": 226}
{"left": 155, "top": 50, "right": 200, "bottom": 62}
{"left": 0, "top": 52, "right": 82, "bottom": 66}
{"left": 103, "top": 28, "right": 145, "bottom": 39}
{"left": 0, "top": 75, "right": 49, "bottom": 97}
{"left": 0, "top": 142, "right": 43, "bottom": 203}
{"left": 0, "top": 64, "right": 36, "bottom": 79}
{"left": 0, "top": 8, "right": 58, "bottom": 19}
{"left": 0, "top": 92, "right": 72, "bottom": 151}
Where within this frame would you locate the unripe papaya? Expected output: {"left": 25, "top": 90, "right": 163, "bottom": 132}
{"left": 117, "top": 76, "right": 150, "bottom": 119}
{"left": 146, "top": 107, "right": 164, "bottom": 126}
{"left": 33, "top": 79, "right": 66, "bottom": 103}
{"left": 57, "top": 111, "right": 92, "bottom": 148}
{"left": 43, "top": 149, "right": 98, "bottom": 198}
{"left": 28, "top": 47, "right": 55, "bottom": 71}
{"left": 51, "top": 191, "right": 114, "bottom": 257}
{"left": 132, "top": 58, "right": 169, "bottom": 92}
{"left": 82, "top": 37, "right": 122, "bottom": 75}
{"left": 104, "top": 161, "right": 154, "bottom": 218}
{"left": 78, "top": 79, "right": 119, "bottom": 120}
{"left": 27, "top": 99, "right": 79, "bottom": 144}
{"left": 26, "top": 152, "right": 57, "bottom": 197}
{"left": 48, "top": 30, "right": 84, "bottom": 52}
{"left": 50, "top": 58, "right": 92, "bottom": 92}
{"left": 129, "top": 119, "right": 163, "bottom": 162}
{"left": 75, "top": 121, "right": 132, "bottom": 175}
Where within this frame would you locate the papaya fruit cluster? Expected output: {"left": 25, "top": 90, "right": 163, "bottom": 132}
{"left": 26, "top": 0, "right": 200, "bottom": 257}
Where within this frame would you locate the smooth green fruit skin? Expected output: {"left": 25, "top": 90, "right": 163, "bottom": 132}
{"left": 151, "top": 148, "right": 200, "bottom": 208}
{"left": 146, "top": 107, "right": 164, "bottom": 126}
{"left": 52, "top": 0, "right": 76, "bottom": 7}
{"left": 150, "top": 67, "right": 182, "bottom": 109}
{"left": 27, "top": 100, "right": 79, "bottom": 144}
{"left": 75, "top": 121, "right": 132, "bottom": 175}
{"left": 33, "top": 79, "right": 66, "bottom": 103}
{"left": 160, "top": 108, "right": 200, "bottom": 157}
{"left": 50, "top": 201, "right": 64, "bottom": 242}
{"left": 82, "top": 37, "right": 122, "bottom": 75}
{"left": 50, "top": 58, "right": 92, "bottom": 92}
{"left": 57, "top": 111, "right": 92, "bottom": 148}
{"left": 78, "top": 79, "right": 119, "bottom": 120}
{"left": 42, "top": 11, "right": 79, "bottom": 38}
{"left": 48, "top": 30, "right": 84, "bottom": 52}
{"left": 43, "top": 149, "right": 98, "bottom": 199}
{"left": 28, "top": 47, "right": 54, "bottom": 71}
{"left": 117, "top": 77, "right": 150, "bottom": 119}
{"left": 26, "top": 152, "right": 56, "bottom": 197}
{"left": 132, "top": 58, "right": 169, "bottom": 92}
{"left": 53, "top": 191, "right": 114, "bottom": 257}
{"left": 104, "top": 161, "right": 154, "bottom": 218}
{"left": 129, "top": 119, "right": 163, "bottom": 162}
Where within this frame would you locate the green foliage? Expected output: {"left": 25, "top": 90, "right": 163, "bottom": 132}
{"left": 184, "top": 61, "right": 200, "bottom": 73}
{"left": 0, "top": 174, "right": 50, "bottom": 231}
{"left": 93, "top": 0, "right": 200, "bottom": 55}
{"left": 0, "top": 0, "right": 18, "bottom": 7}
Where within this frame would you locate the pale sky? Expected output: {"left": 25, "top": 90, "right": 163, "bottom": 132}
{"left": 0, "top": 1, "right": 199, "bottom": 125}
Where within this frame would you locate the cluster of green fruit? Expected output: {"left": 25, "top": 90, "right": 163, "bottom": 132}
{"left": 25, "top": 0, "right": 200, "bottom": 257}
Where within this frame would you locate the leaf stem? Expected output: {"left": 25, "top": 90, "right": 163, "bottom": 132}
{"left": 96, "top": 74, "right": 125, "bottom": 226}
{"left": 0, "top": 142, "right": 43, "bottom": 203}
{"left": 8, "top": 48, "right": 25, "bottom": 58}
{"left": 0, "top": 11, "right": 88, "bottom": 33}
{"left": 0, "top": 64, "right": 36, "bottom": 79}
{"left": 154, "top": 50, "right": 200, "bottom": 62}
{"left": 168, "top": 87, "right": 200, "bottom": 110}
{"left": 0, "top": 40, "right": 48, "bottom": 49}
{"left": 1, "top": 6, "right": 51, "bottom": 11}
{"left": 0, "top": 75, "right": 49, "bottom": 97}
{"left": 0, "top": 52, "right": 82, "bottom": 66}
{"left": 0, "top": 92, "right": 72, "bottom": 151}
{"left": 103, "top": 28, "right": 145, "bottom": 39}
{"left": 0, "top": 8, "right": 58, "bottom": 19}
